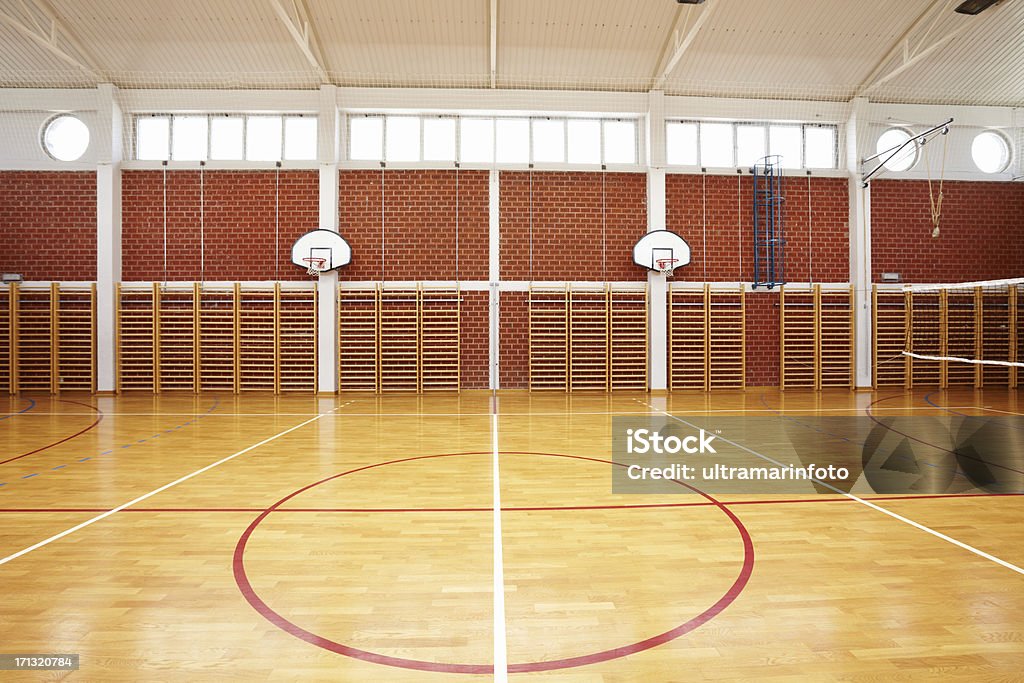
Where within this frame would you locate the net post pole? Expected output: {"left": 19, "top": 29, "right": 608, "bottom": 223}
{"left": 974, "top": 286, "right": 983, "bottom": 389}
{"left": 1011, "top": 286, "right": 1018, "bottom": 389}
{"left": 939, "top": 288, "right": 948, "bottom": 389}
{"left": 903, "top": 288, "right": 912, "bottom": 389}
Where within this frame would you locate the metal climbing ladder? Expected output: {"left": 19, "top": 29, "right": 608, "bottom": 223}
{"left": 752, "top": 155, "right": 786, "bottom": 289}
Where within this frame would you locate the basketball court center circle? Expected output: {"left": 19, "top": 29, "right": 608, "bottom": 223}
{"left": 233, "top": 451, "right": 755, "bottom": 674}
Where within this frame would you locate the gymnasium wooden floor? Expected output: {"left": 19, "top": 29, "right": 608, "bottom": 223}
{"left": 1, "top": 388, "right": 1022, "bottom": 681}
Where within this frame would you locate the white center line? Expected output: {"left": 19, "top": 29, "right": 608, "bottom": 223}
{"left": 491, "top": 395, "right": 509, "bottom": 683}
{"left": 640, "top": 400, "right": 1024, "bottom": 576}
{"left": 0, "top": 401, "right": 354, "bottom": 567}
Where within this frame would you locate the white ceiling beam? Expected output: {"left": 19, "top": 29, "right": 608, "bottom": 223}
{"left": 0, "top": 0, "right": 102, "bottom": 77}
{"left": 489, "top": 0, "right": 498, "bottom": 88}
{"left": 267, "top": 0, "right": 330, "bottom": 82}
{"left": 653, "top": 0, "right": 718, "bottom": 90}
{"left": 855, "top": 0, "right": 965, "bottom": 96}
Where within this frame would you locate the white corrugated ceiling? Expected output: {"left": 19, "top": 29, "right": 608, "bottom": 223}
{"left": 0, "top": 0, "right": 1021, "bottom": 106}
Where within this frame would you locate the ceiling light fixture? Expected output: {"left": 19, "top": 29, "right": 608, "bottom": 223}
{"left": 676, "top": 0, "right": 706, "bottom": 4}
{"left": 954, "top": 0, "right": 1006, "bottom": 15}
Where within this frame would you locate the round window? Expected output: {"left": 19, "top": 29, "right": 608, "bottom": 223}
{"left": 42, "top": 114, "right": 90, "bottom": 161}
{"left": 876, "top": 128, "right": 917, "bottom": 172}
{"left": 971, "top": 131, "right": 1010, "bottom": 174}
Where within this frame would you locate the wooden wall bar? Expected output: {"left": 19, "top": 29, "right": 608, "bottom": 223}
{"left": 669, "top": 285, "right": 745, "bottom": 391}
{"left": 338, "top": 285, "right": 461, "bottom": 393}
{"left": 872, "top": 284, "right": 1018, "bottom": 389}
{"left": 781, "top": 285, "right": 854, "bottom": 390}
{"left": 0, "top": 283, "right": 96, "bottom": 394}
{"left": 530, "top": 285, "right": 649, "bottom": 392}
{"left": 117, "top": 283, "right": 317, "bottom": 393}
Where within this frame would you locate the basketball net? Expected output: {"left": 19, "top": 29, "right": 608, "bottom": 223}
{"left": 303, "top": 257, "right": 326, "bottom": 276}
{"left": 656, "top": 258, "right": 678, "bottom": 276}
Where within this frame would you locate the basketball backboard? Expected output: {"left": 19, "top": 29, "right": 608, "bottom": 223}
{"left": 633, "top": 230, "right": 691, "bottom": 274}
{"left": 290, "top": 229, "right": 352, "bottom": 274}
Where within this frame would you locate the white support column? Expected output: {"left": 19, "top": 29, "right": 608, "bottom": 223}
{"left": 317, "top": 84, "right": 340, "bottom": 394}
{"left": 647, "top": 91, "right": 668, "bottom": 391}
{"left": 489, "top": 169, "right": 500, "bottom": 390}
{"left": 648, "top": 169, "right": 668, "bottom": 392}
{"left": 847, "top": 97, "right": 873, "bottom": 388}
{"left": 95, "top": 83, "right": 121, "bottom": 393}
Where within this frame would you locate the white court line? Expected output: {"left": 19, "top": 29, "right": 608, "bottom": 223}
{"left": 638, "top": 400, "right": 1024, "bottom": 577}
{"left": 0, "top": 401, "right": 355, "bottom": 567}
{"left": 491, "top": 395, "right": 509, "bottom": 683}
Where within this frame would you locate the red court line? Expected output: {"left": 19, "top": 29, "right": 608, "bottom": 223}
{"left": 0, "top": 492, "right": 1020, "bottom": 515}
{"left": 0, "top": 399, "right": 103, "bottom": 466}
{"left": 231, "top": 449, "right": 757, "bottom": 674}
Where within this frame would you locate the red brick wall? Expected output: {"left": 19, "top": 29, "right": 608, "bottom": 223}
{"left": 121, "top": 170, "right": 318, "bottom": 281}
{"left": 871, "top": 180, "right": 1024, "bottom": 283}
{"left": 461, "top": 290, "right": 489, "bottom": 389}
{"left": 338, "top": 170, "right": 489, "bottom": 281}
{"left": 745, "top": 292, "right": 780, "bottom": 387}
{"left": 500, "top": 171, "right": 647, "bottom": 281}
{"left": 666, "top": 173, "right": 849, "bottom": 283}
{"left": 0, "top": 171, "right": 97, "bottom": 280}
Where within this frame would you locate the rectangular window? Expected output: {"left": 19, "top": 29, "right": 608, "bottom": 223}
{"left": 349, "top": 116, "right": 384, "bottom": 161}
{"left": 666, "top": 121, "right": 698, "bottom": 165}
{"left": 246, "top": 116, "right": 283, "bottom": 161}
{"left": 532, "top": 118, "right": 565, "bottom": 163}
{"left": 735, "top": 124, "right": 766, "bottom": 168}
{"left": 423, "top": 117, "right": 457, "bottom": 161}
{"left": 171, "top": 116, "right": 208, "bottom": 161}
{"left": 567, "top": 119, "right": 601, "bottom": 165}
{"left": 284, "top": 116, "right": 317, "bottom": 160}
{"left": 460, "top": 118, "right": 495, "bottom": 163}
{"left": 700, "top": 122, "right": 734, "bottom": 167}
{"left": 603, "top": 120, "right": 637, "bottom": 164}
{"left": 804, "top": 125, "right": 837, "bottom": 169}
{"left": 210, "top": 116, "right": 244, "bottom": 160}
{"left": 136, "top": 116, "right": 170, "bottom": 161}
{"left": 495, "top": 118, "right": 529, "bottom": 163}
{"left": 385, "top": 115, "right": 421, "bottom": 162}
{"left": 769, "top": 125, "right": 802, "bottom": 169}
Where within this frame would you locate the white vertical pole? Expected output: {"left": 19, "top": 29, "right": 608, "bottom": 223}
{"left": 489, "top": 169, "right": 501, "bottom": 390}
{"left": 95, "top": 84, "right": 122, "bottom": 394}
{"left": 317, "top": 84, "right": 340, "bottom": 394}
{"left": 648, "top": 170, "right": 668, "bottom": 391}
{"left": 647, "top": 91, "right": 668, "bottom": 391}
{"left": 847, "top": 97, "right": 872, "bottom": 388}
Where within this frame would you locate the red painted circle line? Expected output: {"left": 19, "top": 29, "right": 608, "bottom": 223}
{"left": 233, "top": 450, "right": 756, "bottom": 675}
{"left": 0, "top": 398, "right": 103, "bottom": 466}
